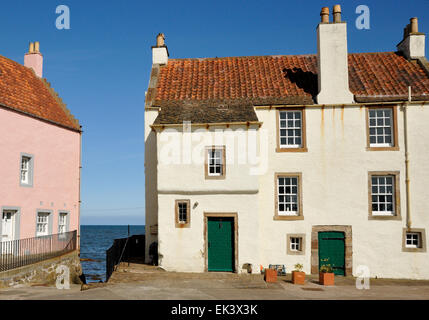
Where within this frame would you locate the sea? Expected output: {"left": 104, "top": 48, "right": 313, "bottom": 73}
{"left": 80, "top": 225, "right": 145, "bottom": 283}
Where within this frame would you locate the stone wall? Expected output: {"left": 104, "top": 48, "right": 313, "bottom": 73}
{"left": 0, "top": 250, "right": 82, "bottom": 288}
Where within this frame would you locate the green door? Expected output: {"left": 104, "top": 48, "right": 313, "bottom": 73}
{"left": 318, "top": 231, "right": 345, "bottom": 276}
{"left": 207, "top": 218, "right": 234, "bottom": 272}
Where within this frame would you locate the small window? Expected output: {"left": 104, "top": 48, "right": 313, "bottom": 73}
{"left": 371, "top": 175, "right": 395, "bottom": 215}
{"left": 36, "top": 212, "right": 50, "bottom": 237}
{"left": 20, "top": 154, "right": 34, "bottom": 187}
{"left": 205, "top": 146, "right": 225, "bottom": 179}
{"left": 287, "top": 234, "right": 305, "bottom": 255}
{"left": 58, "top": 212, "right": 68, "bottom": 234}
{"left": 402, "top": 228, "right": 426, "bottom": 252}
{"left": 275, "top": 173, "right": 303, "bottom": 220}
{"left": 175, "top": 200, "right": 190, "bottom": 228}
{"left": 405, "top": 233, "right": 420, "bottom": 248}
{"left": 279, "top": 110, "right": 302, "bottom": 148}
{"left": 290, "top": 237, "right": 302, "bottom": 251}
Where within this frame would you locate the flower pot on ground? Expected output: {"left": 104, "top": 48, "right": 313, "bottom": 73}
{"left": 291, "top": 263, "right": 305, "bottom": 285}
{"left": 264, "top": 268, "right": 277, "bottom": 283}
{"left": 319, "top": 264, "right": 335, "bottom": 286}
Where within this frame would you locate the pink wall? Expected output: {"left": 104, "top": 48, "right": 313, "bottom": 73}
{"left": 0, "top": 107, "right": 81, "bottom": 243}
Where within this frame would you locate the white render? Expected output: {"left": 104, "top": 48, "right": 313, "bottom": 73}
{"left": 144, "top": 103, "right": 429, "bottom": 279}
{"left": 316, "top": 23, "right": 354, "bottom": 105}
{"left": 397, "top": 34, "right": 426, "bottom": 59}
{"left": 152, "top": 47, "right": 168, "bottom": 65}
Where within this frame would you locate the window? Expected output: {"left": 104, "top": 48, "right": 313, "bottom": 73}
{"left": 277, "top": 109, "right": 307, "bottom": 152}
{"left": 175, "top": 200, "right": 191, "bottom": 228}
{"left": 371, "top": 176, "right": 394, "bottom": 215}
{"left": 402, "top": 228, "right": 426, "bottom": 252}
{"left": 58, "top": 212, "right": 68, "bottom": 234}
{"left": 290, "top": 237, "right": 301, "bottom": 251}
{"left": 36, "top": 212, "right": 50, "bottom": 236}
{"left": 275, "top": 173, "right": 303, "bottom": 220}
{"left": 368, "top": 172, "right": 401, "bottom": 220}
{"left": 366, "top": 107, "right": 398, "bottom": 150}
{"left": 205, "top": 146, "right": 226, "bottom": 179}
{"left": 405, "top": 233, "right": 420, "bottom": 248}
{"left": 287, "top": 234, "right": 305, "bottom": 255}
{"left": 20, "top": 154, "right": 34, "bottom": 187}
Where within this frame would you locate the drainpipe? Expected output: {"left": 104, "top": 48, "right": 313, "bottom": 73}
{"left": 404, "top": 87, "right": 411, "bottom": 229}
{"left": 78, "top": 127, "right": 83, "bottom": 252}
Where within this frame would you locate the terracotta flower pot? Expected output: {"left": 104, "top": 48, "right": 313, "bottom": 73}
{"left": 292, "top": 271, "right": 305, "bottom": 285}
{"left": 319, "top": 272, "right": 335, "bottom": 286}
{"left": 264, "top": 269, "right": 277, "bottom": 283}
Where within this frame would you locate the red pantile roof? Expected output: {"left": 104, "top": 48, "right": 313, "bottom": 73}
{"left": 152, "top": 52, "right": 429, "bottom": 107}
{"left": 0, "top": 55, "right": 80, "bottom": 131}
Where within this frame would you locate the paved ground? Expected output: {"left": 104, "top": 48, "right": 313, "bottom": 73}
{"left": 1, "top": 263, "right": 429, "bottom": 300}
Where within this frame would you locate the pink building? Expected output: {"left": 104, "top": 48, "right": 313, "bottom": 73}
{"left": 0, "top": 42, "right": 81, "bottom": 248}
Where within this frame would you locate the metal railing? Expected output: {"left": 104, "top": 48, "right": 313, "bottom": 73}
{"left": 106, "top": 234, "right": 145, "bottom": 282}
{"left": 0, "top": 230, "right": 77, "bottom": 272}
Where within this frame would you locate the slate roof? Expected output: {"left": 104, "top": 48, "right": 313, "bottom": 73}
{"left": 150, "top": 52, "right": 429, "bottom": 124}
{"left": 0, "top": 55, "right": 80, "bottom": 131}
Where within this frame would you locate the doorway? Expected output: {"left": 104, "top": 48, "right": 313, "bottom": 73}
{"left": 205, "top": 214, "right": 237, "bottom": 272}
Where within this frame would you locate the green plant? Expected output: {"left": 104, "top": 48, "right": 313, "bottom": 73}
{"left": 294, "top": 263, "right": 303, "bottom": 272}
{"left": 320, "top": 264, "right": 333, "bottom": 273}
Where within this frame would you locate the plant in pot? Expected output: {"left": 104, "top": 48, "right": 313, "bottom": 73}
{"left": 319, "top": 263, "right": 335, "bottom": 286}
{"left": 291, "top": 263, "right": 305, "bottom": 285}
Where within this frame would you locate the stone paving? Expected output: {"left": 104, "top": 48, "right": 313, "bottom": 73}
{"left": 1, "top": 263, "right": 429, "bottom": 300}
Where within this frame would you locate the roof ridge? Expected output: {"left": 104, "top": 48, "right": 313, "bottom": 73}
{"left": 168, "top": 51, "right": 399, "bottom": 62}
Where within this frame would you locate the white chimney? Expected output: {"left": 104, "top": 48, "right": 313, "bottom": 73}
{"left": 24, "top": 41, "right": 43, "bottom": 78}
{"left": 152, "top": 33, "right": 169, "bottom": 65}
{"left": 397, "top": 17, "right": 426, "bottom": 59}
{"left": 316, "top": 5, "right": 354, "bottom": 105}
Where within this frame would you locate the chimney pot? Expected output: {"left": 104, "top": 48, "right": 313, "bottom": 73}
{"left": 333, "top": 4, "right": 342, "bottom": 23}
{"left": 34, "top": 41, "right": 40, "bottom": 53}
{"left": 156, "top": 33, "right": 165, "bottom": 47}
{"left": 320, "top": 7, "right": 329, "bottom": 23}
{"left": 410, "top": 17, "right": 418, "bottom": 33}
{"left": 29, "top": 42, "right": 34, "bottom": 53}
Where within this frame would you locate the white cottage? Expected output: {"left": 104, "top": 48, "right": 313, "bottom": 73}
{"left": 144, "top": 5, "right": 429, "bottom": 279}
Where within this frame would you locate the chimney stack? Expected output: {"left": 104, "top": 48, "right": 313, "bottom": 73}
{"left": 397, "top": 17, "right": 426, "bottom": 59}
{"left": 24, "top": 41, "right": 43, "bottom": 78}
{"left": 316, "top": 5, "right": 354, "bottom": 105}
{"left": 152, "top": 33, "right": 169, "bottom": 65}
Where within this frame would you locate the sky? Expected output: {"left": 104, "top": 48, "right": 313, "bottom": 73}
{"left": 0, "top": 0, "right": 428, "bottom": 225}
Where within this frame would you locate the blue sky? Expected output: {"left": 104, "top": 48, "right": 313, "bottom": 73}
{"left": 0, "top": 0, "right": 427, "bottom": 225}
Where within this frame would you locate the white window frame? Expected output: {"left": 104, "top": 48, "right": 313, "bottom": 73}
{"left": 58, "top": 212, "right": 68, "bottom": 234}
{"left": 290, "top": 237, "right": 302, "bottom": 252}
{"left": 277, "top": 176, "right": 299, "bottom": 216}
{"left": 20, "top": 153, "right": 34, "bottom": 187}
{"left": 279, "top": 110, "right": 303, "bottom": 149}
{"left": 368, "top": 108, "right": 394, "bottom": 147}
{"left": 207, "top": 148, "right": 223, "bottom": 177}
{"left": 36, "top": 212, "right": 50, "bottom": 237}
{"left": 371, "top": 175, "right": 395, "bottom": 216}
